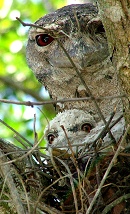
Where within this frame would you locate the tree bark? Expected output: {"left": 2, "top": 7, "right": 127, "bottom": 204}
{"left": 98, "top": 0, "right": 130, "bottom": 132}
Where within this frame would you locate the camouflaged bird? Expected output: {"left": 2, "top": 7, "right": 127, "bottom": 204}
{"left": 44, "top": 109, "right": 125, "bottom": 154}
{"left": 26, "top": 3, "right": 123, "bottom": 120}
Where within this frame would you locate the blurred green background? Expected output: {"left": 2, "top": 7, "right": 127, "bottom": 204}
{"left": 0, "top": 0, "right": 68, "bottom": 149}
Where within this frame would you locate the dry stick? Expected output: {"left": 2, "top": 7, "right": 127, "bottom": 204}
{"left": 95, "top": 163, "right": 103, "bottom": 209}
{"left": 109, "top": 114, "right": 123, "bottom": 129}
{"left": 0, "top": 119, "right": 32, "bottom": 147}
{"left": 94, "top": 113, "right": 123, "bottom": 146}
{"left": 0, "top": 117, "right": 43, "bottom": 167}
{"left": 102, "top": 193, "right": 130, "bottom": 214}
{"left": 0, "top": 137, "right": 47, "bottom": 164}
{"left": 0, "top": 137, "right": 41, "bottom": 166}
{"left": 79, "top": 110, "right": 117, "bottom": 157}
{"left": 32, "top": 113, "right": 43, "bottom": 165}
{"left": 33, "top": 113, "right": 37, "bottom": 145}
{"left": 91, "top": 109, "right": 117, "bottom": 148}
{"left": 58, "top": 126, "right": 91, "bottom": 210}
{"left": 54, "top": 125, "right": 91, "bottom": 207}
{"left": 16, "top": 17, "right": 48, "bottom": 29}
{"left": 61, "top": 125, "right": 76, "bottom": 160}
{"left": 86, "top": 125, "right": 130, "bottom": 214}
{"left": 0, "top": 117, "right": 44, "bottom": 164}
{"left": 37, "top": 107, "right": 50, "bottom": 126}
{"left": 56, "top": 156, "right": 79, "bottom": 214}
{"left": 61, "top": 125, "right": 84, "bottom": 212}
{"left": 48, "top": 147, "right": 63, "bottom": 178}
{"left": 0, "top": 95, "right": 125, "bottom": 106}
{"left": 14, "top": 135, "right": 28, "bottom": 148}
{"left": 0, "top": 150, "right": 26, "bottom": 214}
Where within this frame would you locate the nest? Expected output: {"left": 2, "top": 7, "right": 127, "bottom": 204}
{"left": 0, "top": 126, "right": 130, "bottom": 214}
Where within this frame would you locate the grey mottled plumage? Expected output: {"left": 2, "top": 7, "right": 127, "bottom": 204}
{"left": 44, "top": 109, "right": 125, "bottom": 154}
{"left": 26, "top": 3, "right": 123, "bottom": 120}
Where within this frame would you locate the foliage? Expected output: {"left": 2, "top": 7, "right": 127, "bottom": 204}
{"left": 0, "top": 0, "right": 66, "bottom": 147}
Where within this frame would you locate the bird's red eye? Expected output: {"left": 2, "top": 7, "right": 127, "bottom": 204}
{"left": 81, "top": 123, "right": 93, "bottom": 133}
{"left": 47, "top": 134, "right": 55, "bottom": 144}
{"left": 36, "top": 34, "right": 54, "bottom": 46}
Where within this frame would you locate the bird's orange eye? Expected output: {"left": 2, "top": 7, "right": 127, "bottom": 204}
{"left": 81, "top": 123, "right": 93, "bottom": 133}
{"left": 36, "top": 34, "right": 54, "bottom": 46}
{"left": 47, "top": 134, "right": 55, "bottom": 144}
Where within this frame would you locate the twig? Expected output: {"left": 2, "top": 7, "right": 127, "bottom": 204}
{"left": 92, "top": 110, "right": 117, "bottom": 148}
{"left": 94, "top": 150, "right": 105, "bottom": 212}
{"left": 13, "top": 135, "right": 28, "bottom": 149}
{"left": 0, "top": 136, "right": 41, "bottom": 166}
{"left": 0, "top": 119, "right": 32, "bottom": 147}
{"left": 33, "top": 113, "right": 38, "bottom": 145}
{"left": 31, "top": 112, "right": 44, "bottom": 168}
{"left": 56, "top": 157, "right": 79, "bottom": 214}
{"left": 16, "top": 17, "right": 46, "bottom": 29}
{"left": 86, "top": 125, "right": 130, "bottom": 214}
{"left": 37, "top": 107, "right": 50, "bottom": 125}
{"left": 61, "top": 125, "right": 84, "bottom": 212}
{"left": 102, "top": 193, "right": 130, "bottom": 214}
{"left": 0, "top": 94, "right": 125, "bottom": 106}
{"left": 48, "top": 147, "right": 63, "bottom": 178}
{"left": 61, "top": 125, "right": 76, "bottom": 159}
{"left": 109, "top": 114, "right": 123, "bottom": 129}
{"left": 79, "top": 110, "right": 120, "bottom": 157}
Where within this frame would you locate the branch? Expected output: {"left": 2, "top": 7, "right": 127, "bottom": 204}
{"left": 0, "top": 75, "right": 44, "bottom": 101}
{"left": 0, "top": 95, "right": 125, "bottom": 106}
{"left": 0, "top": 150, "right": 26, "bottom": 214}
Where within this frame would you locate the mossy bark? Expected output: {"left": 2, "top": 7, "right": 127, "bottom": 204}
{"left": 98, "top": 0, "right": 130, "bottom": 132}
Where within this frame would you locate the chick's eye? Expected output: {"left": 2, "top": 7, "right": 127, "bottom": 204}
{"left": 47, "top": 134, "right": 55, "bottom": 144}
{"left": 36, "top": 34, "right": 54, "bottom": 46}
{"left": 81, "top": 123, "right": 92, "bottom": 133}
